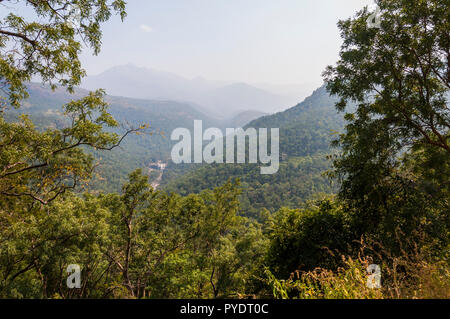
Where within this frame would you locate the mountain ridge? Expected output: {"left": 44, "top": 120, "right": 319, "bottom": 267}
{"left": 82, "top": 64, "right": 303, "bottom": 117}
{"left": 162, "top": 85, "right": 346, "bottom": 218}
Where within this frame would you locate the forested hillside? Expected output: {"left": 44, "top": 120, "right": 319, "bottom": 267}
{"left": 4, "top": 83, "right": 248, "bottom": 192}
{"left": 163, "top": 86, "right": 348, "bottom": 218}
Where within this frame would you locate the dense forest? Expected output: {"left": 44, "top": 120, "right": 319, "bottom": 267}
{"left": 163, "top": 85, "right": 346, "bottom": 218}
{"left": 0, "top": 0, "right": 448, "bottom": 299}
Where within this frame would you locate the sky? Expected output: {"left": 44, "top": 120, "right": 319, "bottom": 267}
{"left": 79, "top": 0, "right": 374, "bottom": 87}
{"left": 2, "top": 0, "right": 375, "bottom": 87}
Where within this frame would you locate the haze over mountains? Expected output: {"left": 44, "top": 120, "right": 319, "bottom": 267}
{"left": 82, "top": 64, "right": 312, "bottom": 118}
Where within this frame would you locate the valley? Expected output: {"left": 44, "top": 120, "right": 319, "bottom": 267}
{"left": 12, "top": 82, "right": 346, "bottom": 216}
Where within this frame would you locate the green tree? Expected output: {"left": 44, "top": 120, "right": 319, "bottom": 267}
{"left": 0, "top": 0, "right": 126, "bottom": 106}
{"left": 323, "top": 0, "right": 449, "bottom": 252}
{"left": 0, "top": 1, "right": 145, "bottom": 207}
{"left": 0, "top": 193, "right": 111, "bottom": 298}
{"left": 101, "top": 171, "right": 251, "bottom": 299}
{"left": 265, "top": 199, "right": 352, "bottom": 278}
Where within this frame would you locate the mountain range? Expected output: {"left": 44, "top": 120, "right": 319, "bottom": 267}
{"left": 82, "top": 64, "right": 308, "bottom": 118}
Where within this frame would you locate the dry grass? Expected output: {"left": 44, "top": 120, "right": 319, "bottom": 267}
{"left": 267, "top": 236, "right": 449, "bottom": 299}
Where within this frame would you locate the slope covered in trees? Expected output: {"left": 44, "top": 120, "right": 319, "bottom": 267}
{"left": 163, "top": 86, "right": 348, "bottom": 218}
{"left": 3, "top": 83, "right": 243, "bottom": 192}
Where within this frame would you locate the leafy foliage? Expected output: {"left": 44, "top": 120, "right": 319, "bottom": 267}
{"left": 0, "top": 0, "right": 448, "bottom": 300}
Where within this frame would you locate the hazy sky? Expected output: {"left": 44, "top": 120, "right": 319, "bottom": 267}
{"left": 4, "top": 0, "right": 375, "bottom": 86}
{"left": 81, "top": 0, "right": 375, "bottom": 86}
